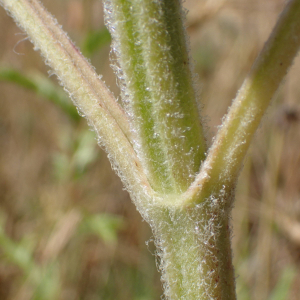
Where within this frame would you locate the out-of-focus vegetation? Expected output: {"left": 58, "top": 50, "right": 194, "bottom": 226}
{"left": 0, "top": 0, "right": 300, "bottom": 299}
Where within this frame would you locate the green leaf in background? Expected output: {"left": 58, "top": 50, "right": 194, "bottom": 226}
{"left": 52, "top": 151, "right": 71, "bottom": 182}
{"left": 0, "top": 67, "right": 80, "bottom": 122}
{"left": 0, "top": 67, "right": 36, "bottom": 89}
{"left": 82, "top": 27, "right": 111, "bottom": 57}
{"left": 32, "top": 263, "right": 60, "bottom": 300}
{"left": 0, "top": 214, "right": 35, "bottom": 272}
{"left": 0, "top": 215, "right": 60, "bottom": 300}
{"left": 81, "top": 214, "right": 124, "bottom": 244}
{"left": 52, "top": 129, "right": 98, "bottom": 182}
{"left": 268, "top": 266, "right": 296, "bottom": 300}
{"left": 73, "top": 130, "right": 98, "bottom": 175}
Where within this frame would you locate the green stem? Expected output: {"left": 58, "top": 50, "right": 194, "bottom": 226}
{"left": 151, "top": 192, "right": 236, "bottom": 299}
{"left": 2, "top": 0, "right": 300, "bottom": 299}
{"left": 184, "top": 0, "right": 300, "bottom": 206}
{"left": 0, "top": 0, "right": 155, "bottom": 204}
{"left": 105, "top": 0, "right": 207, "bottom": 194}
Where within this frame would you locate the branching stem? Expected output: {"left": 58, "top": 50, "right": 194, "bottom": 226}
{"left": 185, "top": 0, "right": 300, "bottom": 207}
{"left": 1, "top": 0, "right": 300, "bottom": 299}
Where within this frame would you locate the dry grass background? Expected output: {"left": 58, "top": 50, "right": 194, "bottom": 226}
{"left": 0, "top": 0, "right": 300, "bottom": 299}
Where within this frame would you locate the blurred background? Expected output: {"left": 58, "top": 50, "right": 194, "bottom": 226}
{"left": 0, "top": 0, "right": 300, "bottom": 299}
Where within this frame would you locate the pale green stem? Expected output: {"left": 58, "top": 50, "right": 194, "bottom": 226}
{"left": 150, "top": 0, "right": 300, "bottom": 298}
{"left": 184, "top": 0, "right": 300, "bottom": 206}
{"left": 105, "top": 0, "right": 207, "bottom": 194}
{"left": 150, "top": 193, "right": 236, "bottom": 300}
{"left": 0, "top": 0, "right": 155, "bottom": 204}
{"left": 2, "top": 0, "right": 300, "bottom": 299}
{"left": 30, "top": 0, "right": 132, "bottom": 141}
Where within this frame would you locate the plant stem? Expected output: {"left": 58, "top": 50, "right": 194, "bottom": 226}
{"left": 185, "top": 0, "right": 300, "bottom": 206}
{"left": 152, "top": 0, "right": 300, "bottom": 298}
{"left": 105, "top": 0, "right": 207, "bottom": 194}
{"left": 0, "top": 0, "right": 155, "bottom": 202}
{"left": 2, "top": 0, "right": 300, "bottom": 299}
{"left": 151, "top": 193, "right": 236, "bottom": 300}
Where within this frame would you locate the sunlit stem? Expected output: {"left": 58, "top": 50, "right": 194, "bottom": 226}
{"left": 0, "top": 0, "right": 154, "bottom": 202}
{"left": 185, "top": 0, "right": 300, "bottom": 206}
{"left": 105, "top": 0, "right": 207, "bottom": 194}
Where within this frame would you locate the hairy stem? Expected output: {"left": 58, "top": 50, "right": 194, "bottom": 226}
{"left": 2, "top": 0, "right": 300, "bottom": 299}
{"left": 0, "top": 0, "right": 155, "bottom": 203}
{"left": 185, "top": 0, "right": 300, "bottom": 205}
{"left": 151, "top": 192, "right": 236, "bottom": 300}
{"left": 105, "top": 0, "right": 207, "bottom": 194}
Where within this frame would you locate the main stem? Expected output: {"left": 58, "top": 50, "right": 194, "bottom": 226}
{"left": 151, "top": 191, "right": 236, "bottom": 299}
{"left": 104, "top": 0, "right": 207, "bottom": 193}
{"left": 2, "top": 0, "right": 300, "bottom": 299}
